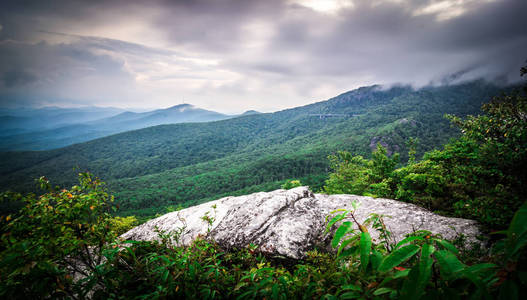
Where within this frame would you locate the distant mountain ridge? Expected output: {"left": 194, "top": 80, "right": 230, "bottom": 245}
{"left": 0, "top": 104, "right": 233, "bottom": 151}
{"left": 240, "top": 110, "right": 261, "bottom": 116}
{"left": 90, "top": 103, "right": 231, "bottom": 131}
{"left": 0, "top": 106, "right": 125, "bottom": 136}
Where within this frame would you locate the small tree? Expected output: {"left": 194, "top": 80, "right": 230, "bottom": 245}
{"left": 324, "top": 151, "right": 370, "bottom": 195}
{"left": 324, "top": 144, "right": 399, "bottom": 198}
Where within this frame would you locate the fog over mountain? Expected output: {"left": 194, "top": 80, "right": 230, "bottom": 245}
{"left": 0, "top": 0, "right": 525, "bottom": 113}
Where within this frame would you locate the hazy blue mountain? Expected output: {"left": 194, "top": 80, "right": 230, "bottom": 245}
{"left": 240, "top": 110, "right": 261, "bottom": 116}
{"left": 92, "top": 104, "right": 231, "bottom": 131}
{"left": 0, "top": 106, "right": 125, "bottom": 131}
{"left": 0, "top": 80, "right": 515, "bottom": 216}
{"left": 0, "top": 104, "right": 232, "bottom": 150}
{"left": 0, "top": 116, "right": 33, "bottom": 136}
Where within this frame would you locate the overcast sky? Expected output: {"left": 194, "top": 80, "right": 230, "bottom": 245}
{"left": 0, "top": 0, "right": 526, "bottom": 113}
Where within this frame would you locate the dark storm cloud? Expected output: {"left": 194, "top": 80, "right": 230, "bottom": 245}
{"left": 150, "top": 0, "right": 285, "bottom": 53}
{"left": 0, "top": 0, "right": 526, "bottom": 111}
{"left": 242, "top": 0, "right": 527, "bottom": 85}
{"left": 0, "top": 38, "right": 137, "bottom": 107}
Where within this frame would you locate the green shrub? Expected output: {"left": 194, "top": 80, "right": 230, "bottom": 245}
{"left": 0, "top": 173, "right": 116, "bottom": 299}
{"left": 281, "top": 179, "right": 302, "bottom": 190}
{"left": 108, "top": 215, "right": 138, "bottom": 236}
{"left": 324, "top": 144, "right": 399, "bottom": 198}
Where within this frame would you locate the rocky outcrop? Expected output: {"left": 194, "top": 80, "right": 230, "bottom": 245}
{"left": 121, "top": 187, "right": 482, "bottom": 259}
{"left": 397, "top": 118, "right": 418, "bottom": 127}
{"left": 369, "top": 136, "right": 400, "bottom": 155}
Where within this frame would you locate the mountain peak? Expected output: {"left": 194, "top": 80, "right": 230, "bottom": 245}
{"left": 241, "top": 110, "right": 260, "bottom": 116}
{"left": 167, "top": 103, "right": 194, "bottom": 109}
{"left": 165, "top": 104, "right": 196, "bottom": 113}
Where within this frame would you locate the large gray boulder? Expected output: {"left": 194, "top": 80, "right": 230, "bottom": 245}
{"left": 121, "top": 187, "right": 482, "bottom": 259}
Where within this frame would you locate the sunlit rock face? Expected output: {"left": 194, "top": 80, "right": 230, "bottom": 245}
{"left": 121, "top": 187, "right": 482, "bottom": 259}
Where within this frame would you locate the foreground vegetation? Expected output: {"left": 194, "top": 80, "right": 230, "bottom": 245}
{"left": 1, "top": 173, "right": 526, "bottom": 299}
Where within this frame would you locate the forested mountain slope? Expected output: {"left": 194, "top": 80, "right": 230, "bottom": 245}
{"left": 0, "top": 81, "right": 512, "bottom": 215}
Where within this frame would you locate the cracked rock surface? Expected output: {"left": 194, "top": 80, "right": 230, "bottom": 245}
{"left": 121, "top": 187, "right": 482, "bottom": 259}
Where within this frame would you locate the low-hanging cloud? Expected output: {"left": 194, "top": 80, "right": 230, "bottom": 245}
{"left": 0, "top": 0, "right": 526, "bottom": 113}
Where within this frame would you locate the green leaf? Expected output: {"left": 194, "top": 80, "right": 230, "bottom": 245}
{"left": 509, "top": 230, "right": 527, "bottom": 258}
{"left": 378, "top": 244, "right": 420, "bottom": 273}
{"left": 341, "top": 284, "right": 362, "bottom": 291}
{"left": 400, "top": 244, "right": 435, "bottom": 300}
{"left": 418, "top": 244, "right": 435, "bottom": 282}
{"left": 339, "top": 245, "right": 359, "bottom": 259}
{"left": 434, "top": 250, "right": 465, "bottom": 278}
{"left": 373, "top": 287, "right": 394, "bottom": 296}
{"left": 400, "top": 267, "right": 420, "bottom": 300}
{"left": 464, "top": 263, "right": 496, "bottom": 275}
{"left": 370, "top": 249, "right": 383, "bottom": 271}
{"left": 332, "top": 221, "right": 353, "bottom": 248}
{"left": 359, "top": 232, "right": 372, "bottom": 272}
{"left": 325, "top": 211, "right": 348, "bottom": 233}
{"left": 272, "top": 284, "right": 279, "bottom": 300}
{"left": 162, "top": 269, "right": 169, "bottom": 282}
{"left": 433, "top": 238, "right": 459, "bottom": 254}
{"left": 421, "top": 243, "right": 435, "bottom": 258}
{"left": 508, "top": 202, "right": 527, "bottom": 240}
{"left": 395, "top": 236, "right": 424, "bottom": 249}
{"left": 340, "top": 291, "right": 361, "bottom": 299}
{"left": 337, "top": 235, "right": 360, "bottom": 258}
{"left": 462, "top": 272, "right": 492, "bottom": 300}
{"left": 393, "top": 269, "right": 410, "bottom": 279}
